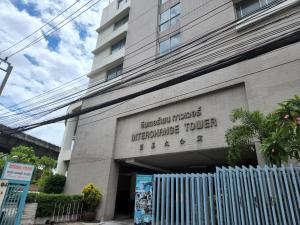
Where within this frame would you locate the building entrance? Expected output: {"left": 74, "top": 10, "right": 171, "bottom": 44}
{"left": 114, "top": 162, "right": 156, "bottom": 220}
{"left": 114, "top": 147, "right": 257, "bottom": 220}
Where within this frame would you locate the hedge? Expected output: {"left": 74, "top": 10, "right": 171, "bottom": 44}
{"left": 27, "top": 193, "right": 83, "bottom": 217}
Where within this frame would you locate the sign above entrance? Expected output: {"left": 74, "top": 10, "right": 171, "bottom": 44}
{"left": 114, "top": 85, "right": 248, "bottom": 159}
{"left": 2, "top": 162, "right": 34, "bottom": 182}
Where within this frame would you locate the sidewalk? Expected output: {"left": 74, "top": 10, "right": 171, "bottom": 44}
{"left": 62, "top": 219, "right": 133, "bottom": 225}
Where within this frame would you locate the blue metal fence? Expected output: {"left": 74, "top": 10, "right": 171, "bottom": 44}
{"left": 152, "top": 165, "right": 300, "bottom": 225}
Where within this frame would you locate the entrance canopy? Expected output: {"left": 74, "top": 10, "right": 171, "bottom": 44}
{"left": 121, "top": 148, "right": 257, "bottom": 173}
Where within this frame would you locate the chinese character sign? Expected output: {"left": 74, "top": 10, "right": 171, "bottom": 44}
{"left": 134, "top": 175, "right": 153, "bottom": 225}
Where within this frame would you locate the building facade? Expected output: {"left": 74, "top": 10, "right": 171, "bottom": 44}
{"left": 56, "top": 0, "right": 300, "bottom": 221}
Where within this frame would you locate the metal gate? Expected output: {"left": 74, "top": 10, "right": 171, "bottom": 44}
{"left": 152, "top": 165, "right": 300, "bottom": 225}
{"left": 0, "top": 180, "right": 29, "bottom": 225}
{"left": 0, "top": 162, "right": 34, "bottom": 225}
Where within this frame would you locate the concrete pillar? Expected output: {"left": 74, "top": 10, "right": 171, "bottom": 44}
{"left": 56, "top": 118, "right": 78, "bottom": 175}
{"left": 97, "top": 160, "right": 120, "bottom": 221}
{"left": 254, "top": 140, "right": 266, "bottom": 166}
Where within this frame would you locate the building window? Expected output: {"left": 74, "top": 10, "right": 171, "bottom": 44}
{"left": 159, "top": 3, "right": 181, "bottom": 32}
{"left": 114, "top": 15, "right": 129, "bottom": 30}
{"left": 159, "top": 33, "right": 181, "bottom": 55}
{"left": 106, "top": 64, "right": 123, "bottom": 80}
{"left": 111, "top": 38, "right": 126, "bottom": 54}
{"left": 160, "top": 0, "right": 168, "bottom": 5}
{"left": 117, "top": 0, "right": 128, "bottom": 9}
{"left": 235, "top": 0, "right": 276, "bottom": 18}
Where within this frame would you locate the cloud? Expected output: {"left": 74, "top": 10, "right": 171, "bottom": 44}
{"left": 0, "top": 0, "right": 109, "bottom": 146}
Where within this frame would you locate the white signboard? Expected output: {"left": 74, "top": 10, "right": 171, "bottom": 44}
{"left": 2, "top": 162, "right": 34, "bottom": 182}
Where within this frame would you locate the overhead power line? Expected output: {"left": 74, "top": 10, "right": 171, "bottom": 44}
{"left": 4, "top": 28, "right": 300, "bottom": 134}
{"left": 1, "top": 11, "right": 299, "bottom": 128}
{"left": 0, "top": 0, "right": 81, "bottom": 55}
{"left": 0, "top": 2, "right": 240, "bottom": 122}
{"left": 0, "top": 0, "right": 232, "bottom": 120}
{"left": 1, "top": 3, "right": 291, "bottom": 124}
{"left": 6, "top": 0, "right": 105, "bottom": 58}
{"left": 0, "top": 0, "right": 278, "bottom": 118}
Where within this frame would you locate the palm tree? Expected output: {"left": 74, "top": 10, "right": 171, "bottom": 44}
{"left": 226, "top": 96, "right": 300, "bottom": 165}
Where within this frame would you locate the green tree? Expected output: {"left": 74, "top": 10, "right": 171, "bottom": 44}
{"left": 0, "top": 145, "right": 57, "bottom": 182}
{"left": 226, "top": 95, "right": 300, "bottom": 165}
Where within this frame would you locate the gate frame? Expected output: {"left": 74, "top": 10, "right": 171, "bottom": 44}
{"left": 0, "top": 161, "right": 34, "bottom": 225}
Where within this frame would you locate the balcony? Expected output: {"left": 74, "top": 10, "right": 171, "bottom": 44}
{"left": 89, "top": 48, "right": 125, "bottom": 77}
{"left": 93, "top": 23, "right": 128, "bottom": 54}
{"left": 96, "top": 0, "right": 130, "bottom": 33}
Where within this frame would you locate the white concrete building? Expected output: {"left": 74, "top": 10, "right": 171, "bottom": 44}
{"left": 57, "top": 0, "right": 300, "bottom": 221}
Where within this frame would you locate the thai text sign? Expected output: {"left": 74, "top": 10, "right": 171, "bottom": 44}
{"left": 2, "top": 162, "right": 34, "bottom": 182}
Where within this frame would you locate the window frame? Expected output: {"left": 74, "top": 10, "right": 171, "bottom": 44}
{"left": 114, "top": 15, "right": 129, "bottom": 30}
{"left": 159, "top": 3, "right": 181, "bottom": 32}
{"left": 111, "top": 38, "right": 126, "bottom": 54}
{"left": 106, "top": 64, "right": 123, "bottom": 81}
{"left": 159, "top": 33, "right": 181, "bottom": 55}
{"left": 235, "top": 0, "right": 278, "bottom": 18}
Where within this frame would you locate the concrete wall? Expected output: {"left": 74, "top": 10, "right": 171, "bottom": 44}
{"left": 114, "top": 84, "right": 248, "bottom": 159}
{"left": 64, "top": 0, "right": 300, "bottom": 221}
{"left": 124, "top": 0, "right": 158, "bottom": 68}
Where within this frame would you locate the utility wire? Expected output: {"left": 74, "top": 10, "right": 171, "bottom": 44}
{"left": 71, "top": 57, "right": 300, "bottom": 128}
{"left": 1, "top": 9, "right": 298, "bottom": 126}
{"left": 0, "top": 0, "right": 81, "bottom": 55}
{"left": 3, "top": 28, "right": 300, "bottom": 134}
{"left": 0, "top": 2, "right": 237, "bottom": 118}
{"left": 0, "top": 1, "right": 286, "bottom": 118}
{"left": 6, "top": 0, "right": 105, "bottom": 58}
{"left": 1, "top": 2, "right": 298, "bottom": 125}
{"left": 0, "top": 0, "right": 274, "bottom": 116}
{"left": 0, "top": 2, "right": 278, "bottom": 120}
{"left": 1, "top": 0, "right": 232, "bottom": 116}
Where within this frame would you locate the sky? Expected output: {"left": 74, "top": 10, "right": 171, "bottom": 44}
{"left": 0, "top": 0, "right": 109, "bottom": 146}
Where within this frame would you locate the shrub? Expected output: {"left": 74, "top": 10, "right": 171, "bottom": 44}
{"left": 43, "top": 174, "right": 66, "bottom": 194}
{"left": 82, "top": 183, "right": 102, "bottom": 212}
{"left": 27, "top": 193, "right": 82, "bottom": 217}
{"left": 37, "top": 175, "right": 49, "bottom": 191}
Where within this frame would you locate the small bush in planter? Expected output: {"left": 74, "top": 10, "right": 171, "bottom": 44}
{"left": 81, "top": 183, "right": 102, "bottom": 221}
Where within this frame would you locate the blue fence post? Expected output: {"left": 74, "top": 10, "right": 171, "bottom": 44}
{"left": 175, "top": 175, "right": 179, "bottom": 225}
{"left": 156, "top": 175, "right": 160, "bottom": 225}
{"left": 170, "top": 175, "right": 174, "bottom": 225}
{"left": 152, "top": 176, "right": 157, "bottom": 225}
